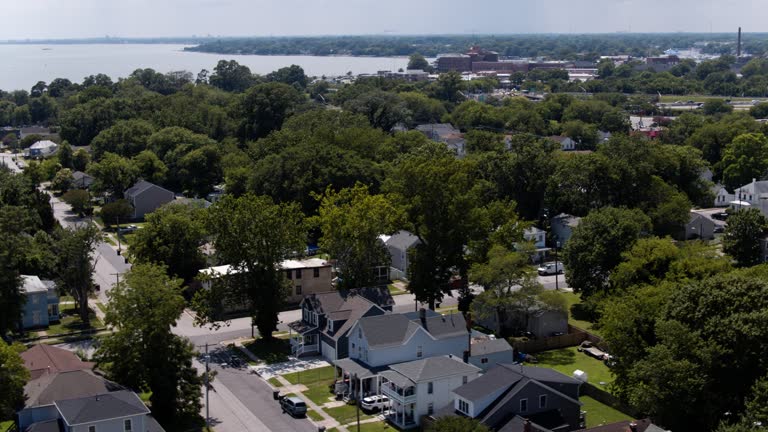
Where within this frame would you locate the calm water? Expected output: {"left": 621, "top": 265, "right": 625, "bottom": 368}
{"left": 0, "top": 44, "right": 410, "bottom": 91}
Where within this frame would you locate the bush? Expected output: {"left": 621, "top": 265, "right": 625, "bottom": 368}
{"left": 100, "top": 199, "right": 133, "bottom": 226}
{"left": 62, "top": 189, "right": 92, "bottom": 216}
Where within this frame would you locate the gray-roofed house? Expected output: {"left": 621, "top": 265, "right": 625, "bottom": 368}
{"left": 19, "top": 275, "right": 59, "bottom": 330}
{"left": 444, "top": 364, "right": 582, "bottom": 432}
{"left": 682, "top": 211, "right": 716, "bottom": 241}
{"left": 288, "top": 288, "right": 394, "bottom": 361}
{"left": 415, "top": 123, "right": 466, "bottom": 157}
{"left": 379, "top": 355, "right": 481, "bottom": 429}
{"left": 380, "top": 230, "right": 421, "bottom": 280}
{"left": 71, "top": 171, "right": 95, "bottom": 190}
{"left": 550, "top": 213, "right": 581, "bottom": 246}
{"left": 123, "top": 180, "right": 175, "bottom": 219}
{"left": 468, "top": 337, "right": 515, "bottom": 371}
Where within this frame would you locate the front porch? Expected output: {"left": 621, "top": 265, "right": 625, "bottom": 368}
{"left": 333, "top": 358, "right": 387, "bottom": 402}
{"left": 379, "top": 371, "right": 418, "bottom": 429}
{"left": 288, "top": 320, "right": 319, "bottom": 357}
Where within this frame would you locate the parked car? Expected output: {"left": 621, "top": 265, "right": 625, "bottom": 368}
{"left": 361, "top": 395, "right": 390, "bottom": 412}
{"left": 537, "top": 262, "right": 564, "bottom": 276}
{"left": 577, "top": 341, "right": 611, "bottom": 361}
{"left": 280, "top": 396, "right": 308, "bottom": 417}
{"left": 712, "top": 212, "right": 729, "bottom": 221}
{"left": 714, "top": 225, "right": 725, "bottom": 233}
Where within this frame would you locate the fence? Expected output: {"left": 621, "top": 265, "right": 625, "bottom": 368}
{"left": 510, "top": 325, "right": 605, "bottom": 354}
{"left": 581, "top": 382, "right": 643, "bottom": 419}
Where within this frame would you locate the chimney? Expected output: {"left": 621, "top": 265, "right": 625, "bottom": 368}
{"left": 419, "top": 308, "right": 426, "bottom": 326}
{"left": 524, "top": 419, "right": 532, "bottom": 432}
{"left": 738, "top": 27, "right": 742, "bottom": 57}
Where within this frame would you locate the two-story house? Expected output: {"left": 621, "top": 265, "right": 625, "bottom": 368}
{"left": 445, "top": 364, "right": 582, "bottom": 431}
{"left": 379, "top": 231, "right": 421, "bottom": 281}
{"left": 334, "top": 309, "right": 469, "bottom": 401}
{"left": 729, "top": 178, "right": 768, "bottom": 217}
{"left": 378, "top": 355, "right": 481, "bottom": 429}
{"left": 287, "top": 288, "right": 394, "bottom": 361}
{"left": 20, "top": 275, "right": 59, "bottom": 330}
{"left": 123, "top": 180, "right": 175, "bottom": 219}
{"left": 520, "top": 227, "right": 549, "bottom": 263}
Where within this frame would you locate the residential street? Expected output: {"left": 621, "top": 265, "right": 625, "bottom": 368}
{"left": 0, "top": 152, "right": 22, "bottom": 173}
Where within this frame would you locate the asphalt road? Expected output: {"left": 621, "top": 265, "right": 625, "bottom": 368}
{"left": 0, "top": 153, "right": 22, "bottom": 173}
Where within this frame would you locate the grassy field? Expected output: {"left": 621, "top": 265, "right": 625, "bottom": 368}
{"left": 357, "top": 421, "right": 400, "bottom": 431}
{"left": 536, "top": 347, "right": 614, "bottom": 388}
{"left": 581, "top": 396, "right": 633, "bottom": 428}
{"left": 325, "top": 404, "right": 375, "bottom": 425}
{"left": 244, "top": 338, "right": 291, "bottom": 364}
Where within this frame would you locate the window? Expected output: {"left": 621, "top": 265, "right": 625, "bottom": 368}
{"left": 520, "top": 398, "right": 528, "bottom": 413}
{"left": 313, "top": 268, "right": 320, "bottom": 278}
{"left": 286, "top": 270, "right": 292, "bottom": 280}
{"left": 539, "top": 395, "right": 547, "bottom": 409}
{"left": 295, "top": 285, "right": 302, "bottom": 295}
{"left": 427, "top": 382, "right": 433, "bottom": 394}
{"left": 296, "top": 269, "right": 302, "bottom": 279}
{"left": 352, "top": 343, "right": 356, "bottom": 349}
{"left": 31, "top": 294, "right": 39, "bottom": 304}
{"left": 358, "top": 328, "right": 362, "bottom": 338}
{"left": 427, "top": 402, "right": 434, "bottom": 415}
{"left": 481, "top": 358, "right": 488, "bottom": 364}
{"left": 458, "top": 399, "right": 469, "bottom": 414}
{"left": 417, "top": 345, "right": 423, "bottom": 358}
{"left": 462, "top": 376, "right": 468, "bottom": 384}
{"left": 88, "top": 427, "right": 96, "bottom": 432}
{"left": 124, "top": 419, "right": 132, "bottom": 431}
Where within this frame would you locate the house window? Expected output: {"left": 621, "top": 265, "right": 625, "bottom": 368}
{"left": 417, "top": 345, "right": 423, "bottom": 358}
{"left": 427, "top": 402, "right": 434, "bottom": 415}
{"left": 287, "top": 270, "right": 292, "bottom": 279}
{"left": 32, "top": 294, "right": 39, "bottom": 304}
{"left": 124, "top": 419, "right": 132, "bottom": 431}
{"left": 427, "top": 382, "right": 433, "bottom": 394}
{"left": 462, "top": 376, "right": 468, "bottom": 384}
{"left": 358, "top": 328, "right": 362, "bottom": 338}
{"left": 88, "top": 427, "right": 96, "bottom": 432}
{"left": 314, "top": 268, "right": 320, "bottom": 278}
{"left": 539, "top": 395, "right": 547, "bottom": 409}
{"left": 296, "top": 285, "right": 302, "bottom": 295}
{"left": 520, "top": 398, "right": 528, "bottom": 413}
{"left": 458, "top": 399, "right": 469, "bottom": 414}
{"left": 352, "top": 343, "right": 355, "bottom": 349}
{"left": 296, "top": 269, "right": 302, "bottom": 279}
{"left": 481, "top": 358, "right": 488, "bottom": 364}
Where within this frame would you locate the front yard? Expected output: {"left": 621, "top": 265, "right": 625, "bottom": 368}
{"left": 581, "top": 396, "right": 633, "bottom": 427}
{"left": 324, "top": 404, "right": 375, "bottom": 425}
{"left": 282, "top": 365, "right": 336, "bottom": 405}
{"left": 535, "top": 346, "right": 614, "bottom": 389}
{"left": 243, "top": 338, "right": 291, "bottom": 364}
{"left": 32, "top": 303, "right": 103, "bottom": 338}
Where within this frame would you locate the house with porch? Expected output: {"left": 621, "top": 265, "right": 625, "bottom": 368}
{"left": 287, "top": 288, "right": 394, "bottom": 360}
{"left": 333, "top": 309, "right": 470, "bottom": 403}
{"left": 519, "top": 227, "right": 550, "bottom": 263}
{"left": 20, "top": 275, "right": 59, "bottom": 330}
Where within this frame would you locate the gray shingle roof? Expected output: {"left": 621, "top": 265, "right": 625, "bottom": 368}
{"left": 359, "top": 311, "right": 467, "bottom": 348}
{"left": 453, "top": 364, "right": 521, "bottom": 400}
{"left": 21, "top": 275, "right": 48, "bottom": 294}
{"left": 470, "top": 338, "right": 514, "bottom": 356}
{"left": 24, "top": 419, "right": 63, "bottom": 432}
{"left": 56, "top": 390, "right": 149, "bottom": 425}
{"left": 385, "top": 230, "right": 420, "bottom": 251}
{"left": 389, "top": 355, "right": 480, "bottom": 383}
{"left": 25, "top": 370, "right": 124, "bottom": 407}
{"left": 124, "top": 180, "right": 173, "bottom": 198}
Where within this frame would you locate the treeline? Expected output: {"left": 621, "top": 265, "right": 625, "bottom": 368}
{"left": 186, "top": 33, "right": 768, "bottom": 59}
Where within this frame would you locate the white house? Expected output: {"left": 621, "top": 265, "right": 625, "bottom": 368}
{"left": 380, "top": 231, "right": 421, "bottom": 281}
{"left": 713, "top": 184, "right": 735, "bottom": 207}
{"left": 379, "top": 356, "right": 481, "bottom": 429}
{"left": 730, "top": 179, "right": 768, "bottom": 217}
{"left": 28, "top": 140, "right": 57, "bottom": 158}
{"left": 548, "top": 136, "right": 576, "bottom": 151}
{"left": 519, "top": 227, "right": 549, "bottom": 263}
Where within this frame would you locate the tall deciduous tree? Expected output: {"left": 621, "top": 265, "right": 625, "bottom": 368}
{"left": 236, "top": 82, "right": 302, "bottom": 141}
{"left": 195, "top": 194, "right": 306, "bottom": 339}
{"left": 0, "top": 342, "right": 29, "bottom": 419}
{"left": 55, "top": 224, "right": 101, "bottom": 325}
{"left": 313, "top": 184, "right": 404, "bottom": 289}
{"left": 88, "top": 152, "right": 139, "bottom": 196}
{"left": 723, "top": 208, "right": 768, "bottom": 267}
{"left": 407, "top": 53, "right": 430, "bottom": 71}
{"left": 95, "top": 263, "right": 202, "bottom": 427}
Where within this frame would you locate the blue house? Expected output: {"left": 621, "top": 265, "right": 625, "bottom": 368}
{"left": 20, "top": 275, "right": 59, "bottom": 330}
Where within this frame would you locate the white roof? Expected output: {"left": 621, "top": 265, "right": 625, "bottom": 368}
{"left": 30, "top": 140, "right": 57, "bottom": 149}
{"left": 21, "top": 275, "right": 48, "bottom": 293}
{"left": 199, "top": 258, "right": 330, "bottom": 277}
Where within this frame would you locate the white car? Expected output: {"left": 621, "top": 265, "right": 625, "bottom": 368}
{"left": 361, "top": 395, "right": 390, "bottom": 412}
{"left": 537, "top": 262, "right": 564, "bottom": 275}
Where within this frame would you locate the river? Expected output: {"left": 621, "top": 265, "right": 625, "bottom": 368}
{"left": 0, "top": 44, "right": 411, "bottom": 91}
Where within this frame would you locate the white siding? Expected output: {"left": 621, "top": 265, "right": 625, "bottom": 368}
{"left": 413, "top": 372, "right": 480, "bottom": 425}
{"left": 358, "top": 329, "right": 467, "bottom": 368}
{"left": 321, "top": 341, "right": 336, "bottom": 363}
{"left": 72, "top": 415, "right": 146, "bottom": 432}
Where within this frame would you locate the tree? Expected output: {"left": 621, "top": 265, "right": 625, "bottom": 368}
{"left": 195, "top": 194, "right": 306, "bottom": 339}
{"left": 344, "top": 90, "right": 410, "bottom": 132}
{"left": 51, "top": 168, "right": 74, "bottom": 193}
{"left": 717, "top": 133, "right": 768, "bottom": 191}
{"left": 61, "top": 189, "right": 92, "bottom": 216}
{"left": 702, "top": 98, "right": 734, "bottom": 115}
{"left": 133, "top": 150, "right": 168, "bottom": 184}
{"left": 87, "top": 152, "right": 139, "bottom": 196}
{"left": 55, "top": 224, "right": 101, "bottom": 326}
{"left": 407, "top": 53, "right": 430, "bottom": 71}
{"left": 209, "top": 60, "right": 255, "bottom": 92}
{"left": 236, "top": 82, "right": 302, "bottom": 140}
{"left": 57, "top": 141, "right": 73, "bottom": 169}
{"left": 129, "top": 203, "right": 207, "bottom": 282}
{"left": 313, "top": 184, "right": 404, "bottom": 289}
{"left": 90, "top": 119, "right": 155, "bottom": 159}
{"left": 723, "top": 208, "right": 768, "bottom": 267}
{"left": 426, "top": 416, "right": 491, "bottom": 432}
{"left": 177, "top": 145, "right": 222, "bottom": 197}
{"left": 0, "top": 230, "right": 24, "bottom": 336}
{"left": 72, "top": 148, "right": 90, "bottom": 172}
{"left": 95, "top": 263, "right": 202, "bottom": 427}
{"left": 432, "top": 71, "right": 465, "bottom": 104}
{"left": 266, "top": 64, "right": 308, "bottom": 89}
{"left": 0, "top": 342, "right": 29, "bottom": 419}
{"left": 99, "top": 199, "right": 133, "bottom": 227}
{"left": 399, "top": 92, "right": 446, "bottom": 126}
{"left": 750, "top": 102, "right": 768, "bottom": 119}
{"left": 562, "top": 207, "right": 652, "bottom": 298}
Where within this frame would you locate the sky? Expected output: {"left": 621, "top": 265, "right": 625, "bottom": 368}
{"left": 0, "top": 0, "right": 765, "bottom": 39}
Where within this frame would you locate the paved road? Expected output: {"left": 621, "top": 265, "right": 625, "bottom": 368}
{"left": 0, "top": 153, "right": 22, "bottom": 173}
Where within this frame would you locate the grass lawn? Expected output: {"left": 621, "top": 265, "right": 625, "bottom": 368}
{"left": 96, "top": 302, "right": 107, "bottom": 314}
{"left": 283, "top": 366, "right": 337, "bottom": 405}
{"left": 244, "top": 338, "right": 291, "bottom": 364}
{"left": 268, "top": 377, "right": 283, "bottom": 387}
{"left": 556, "top": 291, "right": 602, "bottom": 337}
{"left": 306, "top": 410, "right": 324, "bottom": 422}
{"left": 43, "top": 304, "right": 103, "bottom": 336}
{"left": 358, "top": 421, "right": 400, "bottom": 432}
{"left": 387, "top": 284, "right": 408, "bottom": 296}
{"left": 325, "top": 404, "right": 374, "bottom": 425}
{"left": 581, "top": 396, "right": 633, "bottom": 428}
{"left": 1, "top": 420, "right": 14, "bottom": 431}
{"left": 535, "top": 347, "right": 614, "bottom": 388}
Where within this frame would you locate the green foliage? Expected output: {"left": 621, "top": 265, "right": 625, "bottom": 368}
{"left": 723, "top": 208, "right": 768, "bottom": 267}
{"left": 266, "top": 64, "right": 308, "bottom": 89}
{"left": 99, "top": 199, "right": 133, "bottom": 227}
{"left": 236, "top": 82, "right": 302, "bottom": 140}
{"left": 90, "top": 119, "right": 156, "bottom": 159}
{"left": 96, "top": 263, "right": 201, "bottom": 427}
{"left": 57, "top": 141, "right": 74, "bottom": 169}
{"left": 407, "top": 53, "right": 430, "bottom": 71}
{"left": 0, "top": 342, "right": 29, "bottom": 419}
{"left": 51, "top": 168, "right": 74, "bottom": 193}
{"left": 61, "top": 189, "right": 92, "bottom": 216}
{"left": 88, "top": 152, "right": 139, "bottom": 196}
{"left": 54, "top": 224, "right": 102, "bottom": 326}
{"left": 702, "top": 98, "right": 734, "bottom": 115}
{"left": 133, "top": 150, "right": 168, "bottom": 184}
{"left": 313, "top": 184, "right": 404, "bottom": 289}
{"left": 209, "top": 60, "right": 256, "bottom": 92}
{"left": 717, "top": 133, "right": 768, "bottom": 191}
{"left": 344, "top": 89, "right": 410, "bottom": 131}
{"left": 73, "top": 148, "right": 91, "bottom": 172}
{"left": 399, "top": 91, "right": 446, "bottom": 126}
{"left": 426, "top": 416, "right": 491, "bottom": 432}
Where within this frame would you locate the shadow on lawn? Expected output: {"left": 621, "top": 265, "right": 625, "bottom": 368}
{"left": 535, "top": 347, "right": 577, "bottom": 366}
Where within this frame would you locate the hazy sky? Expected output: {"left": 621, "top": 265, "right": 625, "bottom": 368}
{"left": 1, "top": 0, "right": 763, "bottom": 39}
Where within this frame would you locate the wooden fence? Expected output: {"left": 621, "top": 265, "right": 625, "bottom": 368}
{"left": 510, "top": 325, "right": 605, "bottom": 354}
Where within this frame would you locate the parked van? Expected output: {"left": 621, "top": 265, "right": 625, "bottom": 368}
{"left": 280, "top": 396, "right": 307, "bottom": 417}
{"left": 537, "top": 262, "right": 563, "bottom": 275}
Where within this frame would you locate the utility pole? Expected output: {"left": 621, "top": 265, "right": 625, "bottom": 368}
{"left": 116, "top": 215, "right": 121, "bottom": 255}
{"left": 110, "top": 272, "right": 120, "bottom": 287}
{"left": 204, "top": 343, "right": 210, "bottom": 430}
{"left": 554, "top": 241, "right": 560, "bottom": 291}
{"left": 354, "top": 373, "right": 361, "bottom": 432}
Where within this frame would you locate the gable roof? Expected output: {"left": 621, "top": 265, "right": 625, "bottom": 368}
{"left": 358, "top": 310, "right": 467, "bottom": 348}
{"left": 580, "top": 418, "right": 661, "bottom": 432}
{"left": 454, "top": 364, "right": 581, "bottom": 403}
{"left": 56, "top": 390, "right": 149, "bottom": 425}
{"left": 25, "top": 370, "right": 124, "bottom": 407}
{"left": 470, "top": 338, "right": 514, "bottom": 356}
{"left": 21, "top": 275, "right": 49, "bottom": 294}
{"left": 388, "top": 355, "right": 480, "bottom": 383}
{"left": 22, "top": 345, "right": 95, "bottom": 380}
{"left": 385, "top": 230, "right": 420, "bottom": 251}
{"left": 30, "top": 140, "right": 57, "bottom": 150}
{"left": 303, "top": 288, "right": 394, "bottom": 315}
{"left": 124, "top": 180, "right": 173, "bottom": 198}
